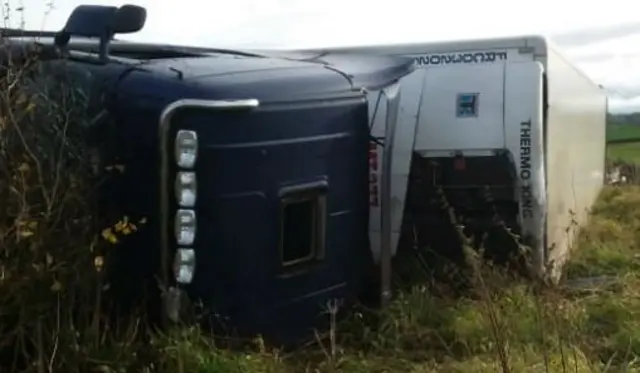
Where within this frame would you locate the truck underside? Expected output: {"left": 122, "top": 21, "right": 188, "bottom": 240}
{"left": 396, "top": 152, "right": 528, "bottom": 286}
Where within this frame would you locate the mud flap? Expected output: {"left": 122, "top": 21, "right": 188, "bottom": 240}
{"left": 504, "top": 61, "right": 547, "bottom": 279}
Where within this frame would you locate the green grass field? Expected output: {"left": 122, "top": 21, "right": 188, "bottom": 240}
{"left": 607, "top": 124, "right": 640, "bottom": 142}
{"left": 608, "top": 143, "right": 640, "bottom": 163}
{"left": 607, "top": 124, "right": 640, "bottom": 163}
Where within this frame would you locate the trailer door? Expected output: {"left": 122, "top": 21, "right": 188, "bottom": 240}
{"left": 503, "top": 61, "right": 546, "bottom": 277}
{"left": 415, "top": 63, "right": 505, "bottom": 153}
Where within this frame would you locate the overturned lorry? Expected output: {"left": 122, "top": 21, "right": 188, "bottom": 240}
{"left": 1, "top": 4, "right": 415, "bottom": 345}
{"left": 275, "top": 35, "right": 608, "bottom": 287}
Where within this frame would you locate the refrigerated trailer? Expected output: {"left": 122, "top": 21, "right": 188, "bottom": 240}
{"left": 269, "top": 35, "right": 608, "bottom": 288}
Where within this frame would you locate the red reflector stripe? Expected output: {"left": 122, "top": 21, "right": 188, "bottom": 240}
{"left": 454, "top": 157, "right": 466, "bottom": 171}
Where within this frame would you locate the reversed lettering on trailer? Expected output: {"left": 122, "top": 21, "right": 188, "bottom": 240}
{"left": 413, "top": 51, "right": 508, "bottom": 66}
{"left": 519, "top": 119, "right": 534, "bottom": 219}
{"left": 369, "top": 142, "right": 380, "bottom": 206}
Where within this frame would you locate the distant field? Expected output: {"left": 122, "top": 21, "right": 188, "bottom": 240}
{"left": 608, "top": 143, "right": 640, "bottom": 163}
{"left": 607, "top": 124, "right": 640, "bottom": 142}
{"left": 607, "top": 124, "right": 640, "bottom": 162}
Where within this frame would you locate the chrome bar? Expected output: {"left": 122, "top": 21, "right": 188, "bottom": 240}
{"left": 379, "top": 82, "right": 401, "bottom": 308}
{"left": 158, "top": 98, "right": 259, "bottom": 324}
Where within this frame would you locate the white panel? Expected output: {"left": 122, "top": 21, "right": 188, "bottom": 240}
{"left": 415, "top": 63, "right": 505, "bottom": 153}
{"left": 544, "top": 47, "right": 607, "bottom": 280}
{"left": 368, "top": 70, "right": 424, "bottom": 261}
{"left": 503, "top": 61, "right": 546, "bottom": 278}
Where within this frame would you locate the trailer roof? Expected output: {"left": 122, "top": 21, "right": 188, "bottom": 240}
{"left": 267, "top": 34, "right": 602, "bottom": 91}
{"left": 273, "top": 35, "right": 557, "bottom": 56}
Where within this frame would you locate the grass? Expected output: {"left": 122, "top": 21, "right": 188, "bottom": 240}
{"left": 607, "top": 124, "right": 640, "bottom": 163}
{"left": 607, "top": 124, "right": 640, "bottom": 142}
{"left": 133, "top": 184, "right": 640, "bottom": 373}
{"left": 607, "top": 143, "right": 640, "bottom": 164}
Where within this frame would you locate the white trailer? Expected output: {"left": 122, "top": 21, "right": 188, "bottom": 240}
{"left": 268, "top": 35, "right": 607, "bottom": 292}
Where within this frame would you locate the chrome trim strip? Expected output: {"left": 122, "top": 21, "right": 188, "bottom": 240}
{"left": 380, "top": 82, "right": 401, "bottom": 307}
{"left": 158, "top": 98, "right": 259, "bottom": 323}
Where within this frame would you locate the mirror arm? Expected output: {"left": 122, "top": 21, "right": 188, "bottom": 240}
{"left": 98, "top": 30, "right": 114, "bottom": 62}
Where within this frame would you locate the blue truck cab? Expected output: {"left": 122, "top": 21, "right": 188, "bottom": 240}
{"left": 3, "top": 4, "right": 415, "bottom": 345}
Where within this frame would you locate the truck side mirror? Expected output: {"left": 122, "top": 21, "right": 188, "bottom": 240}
{"left": 60, "top": 4, "right": 147, "bottom": 38}
{"left": 55, "top": 4, "right": 147, "bottom": 62}
{"left": 113, "top": 5, "right": 147, "bottom": 34}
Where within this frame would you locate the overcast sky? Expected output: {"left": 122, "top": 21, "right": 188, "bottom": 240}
{"left": 7, "top": 0, "right": 640, "bottom": 113}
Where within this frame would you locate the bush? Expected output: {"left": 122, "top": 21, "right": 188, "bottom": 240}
{"left": 0, "top": 45, "right": 131, "bottom": 373}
